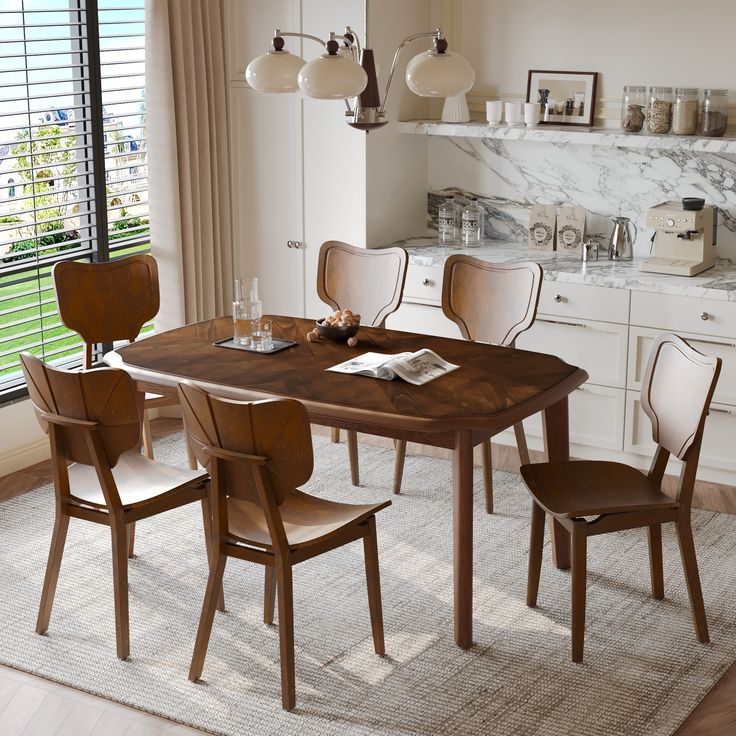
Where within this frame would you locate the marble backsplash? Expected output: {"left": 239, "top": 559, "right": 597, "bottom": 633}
{"left": 427, "top": 136, "right": 736, "bottom": 259}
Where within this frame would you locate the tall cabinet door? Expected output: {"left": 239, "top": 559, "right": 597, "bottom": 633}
{"left": 226, "top": 0, "right": 304, "bottom": 316}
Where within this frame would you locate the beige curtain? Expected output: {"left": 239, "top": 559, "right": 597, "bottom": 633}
{"left": 145, "top": 0, "right": 233, "bottom": 331}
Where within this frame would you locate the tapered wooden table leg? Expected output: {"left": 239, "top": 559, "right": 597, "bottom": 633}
{"left": 453, "top": 429, "right": 474, "bottom": 649}
{"left": 543, "top": 397, "right": 572, "bottom": 570}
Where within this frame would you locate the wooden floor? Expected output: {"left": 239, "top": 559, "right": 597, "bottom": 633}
{"left": 0, "top": 417, "right": 734, "bottom": 735}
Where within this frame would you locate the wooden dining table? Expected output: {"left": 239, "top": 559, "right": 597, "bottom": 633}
{"left": 105, "top": 315, "right": 588, "bottom": 649}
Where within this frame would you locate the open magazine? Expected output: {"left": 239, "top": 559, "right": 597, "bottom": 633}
{"left": 327, "top": 349, "right": 459, "bottom": 386}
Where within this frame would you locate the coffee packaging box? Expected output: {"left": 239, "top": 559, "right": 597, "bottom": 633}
{"left": 556, "top": 206, "right": 586, "bottom": 254}
{"left": 528, "top": 204, "right": 557, "bottom": 250}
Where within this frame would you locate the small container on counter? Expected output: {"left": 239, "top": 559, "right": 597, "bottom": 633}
{"left": 646, "top": 87, "right": 673, "bottom": 134}
{"left": 699, "top": 89, "right": 729, "bottom": 137}
{"left": 672, "top": 88, "right": 699, "bottom": 135}
{"left": 438, "top": 195, "right": 460, "bottom": 245}
{"left": 461, "top": 197, "right": 484, "bottom": 246}
{"left": 581, "top": 239, "right": 600, "bottom": 262}
{"left": 621, "top": 86, "right": 646, "bottom": 132}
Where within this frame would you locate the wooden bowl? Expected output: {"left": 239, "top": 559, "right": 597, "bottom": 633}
{"left": 316, "top": 318, "right": 360, "bottom": 342}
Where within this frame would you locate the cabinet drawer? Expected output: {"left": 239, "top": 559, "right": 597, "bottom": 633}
{"left": 515, "top": 384, "right": 625, "bottom": 451}
{"left": 403, "top": 265, "right": 443, "bottom": 305}
{"left": 386, "top": 302, "right": 461, "bottom": 338}
{"left": 630, "top": 291, "right": 736, "bottom": 339}
{"left": 628, "top": 326, "right": 736, "bottom": 406}
{"left": 625, "top": 391, "right": 736, "bottom": 472}
{"left": 538, "top": 281, "right": 629, "bottom": 324}
{"left": 517, "top": 317, "right": 628, "bottom": 388}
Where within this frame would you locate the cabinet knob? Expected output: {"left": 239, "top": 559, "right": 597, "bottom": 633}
{"left": 422, "top": 278, "right": 433, "bottom": 287}
{"left": 554, "top": 294, "right": 564, "bottom": 303}
{"left": 286, "top": 240, "right": 303, "bottom": 249}
{"left": 701, "top": 311, "right": 711, "bottom": 321}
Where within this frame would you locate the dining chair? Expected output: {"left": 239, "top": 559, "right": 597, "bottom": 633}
{"left": 317, "top": 240, "right": 408, "bottom": 489}
{"left": 521, "top": 333, "right": 721, "bottom": 662}
{"left": 178, "top": 381, "right": 390, "bottom": 711}
{"left": 19, "top": 353, "right": 210, "bottom": 661}
{"left": 392, "top": 255, "right": 543, "bottom": 509}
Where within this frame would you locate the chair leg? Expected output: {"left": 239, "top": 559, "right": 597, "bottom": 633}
{"left": 481, "top": 440, "right": 493, "bottom": 514}
{"left": 676, "top": 517, "right": 709, "bottom": 643}
{"left": 570, "top": 520, "right": 587, "bottom": 663}
{"left": 276, "top": 559, "right": 296, "bottom": 711}
{"left": 392, "top": 440, "right": 407, "bottom": 495}
{"left": 110, "top": 519, "right": 130, "bottom": 660}
{"left": 363, "top": 517, "right": 386, "bottom": 655}
{"left": 264, "top": 565, "right": 277, "bottom": 625}
{"left": 127, "top": 522, "right": 136, "bottom": 558}
{"left": 526, "top": 501, "right": 545, "bottom": 607}
{"left": 648, "top": 524, "right": 664, "bottom": 600}
{"left": 347, "top": 430, "right": 360, "bottom": 486}
{"left": 36, "top": 511, "right": 70, "bottom": 635}
{"left": 189, "top": 552, "right": 227, "bottom": 682}
{"left": 141, "top": 410, "right": 154, "bottom": 460}
{"left": 514, "top": 421, "right": 530, "bottom": 466}
{"left": 200, "top": 497, "right": 225, "bottom": 613}
{"left": 331, "top": 427, "right": 340, "bottom": 443}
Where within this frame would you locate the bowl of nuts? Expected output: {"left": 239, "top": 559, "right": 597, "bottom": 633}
{"left": 313, "top": 309, "right": 360, "bottom": 342}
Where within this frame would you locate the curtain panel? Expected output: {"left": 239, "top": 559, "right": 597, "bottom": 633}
{"left": 146, "top": 0, "right": 233, "bottom": 330}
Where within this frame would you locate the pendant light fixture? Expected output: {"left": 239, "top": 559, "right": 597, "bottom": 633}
{"left": 245, "top": 24, "right": 474, "bottom": 132}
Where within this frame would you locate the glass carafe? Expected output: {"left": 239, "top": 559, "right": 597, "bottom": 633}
{"left": 233, "top": 277, "right": 262, "bottom": 346}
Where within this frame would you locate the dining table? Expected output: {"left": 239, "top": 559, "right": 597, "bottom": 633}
{"left": 105, "top": 315, "right": 588, "bottom": 649}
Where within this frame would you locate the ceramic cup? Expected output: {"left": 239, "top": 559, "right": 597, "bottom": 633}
{"left": 504, "top": 101, "right": 522, "bottom": 126}
{"left": 524, "top": 102, "right": 541, "bottom": 127}
{"left": 486, "top": 100, "right": 504, "bottom": 125}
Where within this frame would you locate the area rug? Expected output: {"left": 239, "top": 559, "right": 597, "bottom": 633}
{"left": 1, "top": 433, "right": 736, "bottom": 736}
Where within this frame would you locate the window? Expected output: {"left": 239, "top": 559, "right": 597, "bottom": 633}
{"left": 0, "top": 0, "right": 148, "bottom": 399}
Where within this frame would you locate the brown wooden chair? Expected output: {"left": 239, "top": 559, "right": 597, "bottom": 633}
{"left": 19, "top": 353, "right": 210, "bottom": 661}
{"left": 53, "top": 254, "right": 183, "bottom": 464}
{"left": 521, "top": 333, "right": 721, "bottom": 662}
{"left": 317, "top": 240, "right": 408, "bottom": 488}
{"left": 178, "top": 381, "right": 390, "bottom": 711}
{"left": 393, "top": 255, "right": 543, "bottom": 508}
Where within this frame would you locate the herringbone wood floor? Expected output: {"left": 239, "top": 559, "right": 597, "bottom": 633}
{"left": 0, "top": 417, "right": 733, "bottom": 735}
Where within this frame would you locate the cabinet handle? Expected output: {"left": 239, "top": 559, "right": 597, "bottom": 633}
{"left": 701, "top": 311, "right": 711, "bottom": 321}
{"left": 538, "top": 318, "right": 587, "bottom": 329}
{"left": 691, "top": 337, "right": 736, "bottom": 349}
{"left": 553, "top": 294, "right": 565, "bottom": 303}
{"left": 286, "top": 240, "right": 303, "bottom": 249}
{"left": 709, "top": 407, "right": 731, "bottom": 415}
{"left": 422, "top": 278, "right": 434, "bottom": 287}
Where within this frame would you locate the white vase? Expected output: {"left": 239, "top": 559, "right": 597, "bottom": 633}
{"left": 441, "top": 94, "right": 470, "bottom": 123}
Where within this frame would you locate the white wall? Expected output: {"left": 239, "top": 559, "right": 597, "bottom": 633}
{"left": 0, "top": 400, "right": 48, "bottom": 477}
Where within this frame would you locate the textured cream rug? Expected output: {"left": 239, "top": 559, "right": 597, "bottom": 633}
{"left": 1, "top": 433, "right": 736, "bottom": 736}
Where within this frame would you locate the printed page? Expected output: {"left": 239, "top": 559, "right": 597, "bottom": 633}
{"left": 326, "top": 352, "right": 412, "bottom": 380}
{"left": 387, "top": 349, "right": 459, "bottom": 386}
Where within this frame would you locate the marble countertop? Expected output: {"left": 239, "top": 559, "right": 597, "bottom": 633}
{"left": 384, "top": 237, "right": 736, "bottom": 302}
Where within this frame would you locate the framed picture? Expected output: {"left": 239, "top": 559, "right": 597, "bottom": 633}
{"left": 526, "top": 70, "right": 598, "bottom": 127}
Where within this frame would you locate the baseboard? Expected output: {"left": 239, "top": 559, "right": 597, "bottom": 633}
{"left": 0, "top": 438, "right": 50, "bottom": 479}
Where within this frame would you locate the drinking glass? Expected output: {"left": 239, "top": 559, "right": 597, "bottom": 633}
{"left": 252, "top": 319, "right": 273, "bottom": 351}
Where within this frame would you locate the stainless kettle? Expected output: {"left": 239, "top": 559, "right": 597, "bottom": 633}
{"left": 608, "top": 216, "right": 638, "bottom": 260}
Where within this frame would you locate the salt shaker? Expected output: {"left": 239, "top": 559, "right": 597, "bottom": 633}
{"left": 581, "top": 239, "right": 599, "bottom": 262}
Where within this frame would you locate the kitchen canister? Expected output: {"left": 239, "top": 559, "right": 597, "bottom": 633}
{"left": 486, "top": 100, "right": 504, "bottom": 125}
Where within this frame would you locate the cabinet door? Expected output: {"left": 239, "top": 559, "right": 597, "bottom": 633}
{"left": 516, "top": 317, "right": 628, "bottom": 388}
{"left": 227, "top": 0, "right": 305, "bottom": 316}
{"left": 386, "top": 303, "right": 462, "bottom": 339}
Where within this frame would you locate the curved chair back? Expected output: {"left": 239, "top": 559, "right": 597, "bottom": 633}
{"left": 19, "top": 352, "right": 141, "bottom": 467}
{"left": 317, "top": 241, "right": 408, "bottom": 327}
{"left": 177, "top": 381, "right": 312, "bottom": 506}
{"left": 441, "top": 256, "right": 543, "bottom": 346}
{"left": 641, "top": 333, "right": 721, "bottom": 461}
{"left": 53, "top": 254, "right": 160, "bottom": 367}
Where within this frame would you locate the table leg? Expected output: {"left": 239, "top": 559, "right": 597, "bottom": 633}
{"left": 453, "top": 429, "right": 474, "bottom": 649}
{"left": 543, "top": 397, "right": 572, "bottom": 570}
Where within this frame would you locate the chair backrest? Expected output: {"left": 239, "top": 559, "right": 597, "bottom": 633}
{"left": 641, "top": 333, "right": 721, "bottom": 461}
{"left": 177, "top": 381, "right": 312, "bottom": 506}
{"left": 316, "top": 240, "right": 408, "bottom": 327}
{"left": 19, "top": 352, "right": 141, "bottom": 468}
{"left": 53, "top": 254, "right": 160, "bottom": 366}
{"left": 441, "top": 255, "right": 543, "bottom": 346}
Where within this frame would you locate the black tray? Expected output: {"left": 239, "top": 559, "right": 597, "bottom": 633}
{"left": 213, "top": 337, "right": 298, "bottom": 354}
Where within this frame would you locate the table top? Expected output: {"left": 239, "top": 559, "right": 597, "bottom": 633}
{"left": 109, "top": 316, "right": 587, "bottom": 435}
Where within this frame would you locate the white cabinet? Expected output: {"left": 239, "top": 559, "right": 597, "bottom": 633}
{"left": 538, "top": 281, "right": 629, "bottom": 324}
{"left": 386, "top": 302, "right": 461, "bottom": 338}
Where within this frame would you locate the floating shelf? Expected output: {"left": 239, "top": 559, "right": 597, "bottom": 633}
{"left": 397, "top": 120, "right": 736, "bottom": 154}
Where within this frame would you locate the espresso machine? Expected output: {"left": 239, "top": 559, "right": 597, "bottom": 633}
{"left": 640, "top": 200, "right": 717, "bottom": 276}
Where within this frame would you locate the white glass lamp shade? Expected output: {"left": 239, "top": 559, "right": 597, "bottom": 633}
{"left": 245, "top": 50, "right": 306, "bottom": 93}
{"left": 297, "top": 55, "right": 368, "bottom": 99}
{"left": 405, "top": 50, "right": 475, "bottom": 98}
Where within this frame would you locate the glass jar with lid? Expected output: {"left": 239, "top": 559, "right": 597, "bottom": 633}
{"left": 699, "top": 89, "right": 728, "bottom": 137}
{"left": 621, "top": 85, "right": 646, "bottom": 132}
{"left": 646, "top": 87, "right": 673, "bottom": 134}
{"left": 672, "top": 88, "right": 699, "bottom": 135}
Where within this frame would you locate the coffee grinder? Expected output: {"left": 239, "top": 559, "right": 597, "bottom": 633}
{"left": 640, "top": 198, "right": 717, "bottom": 277}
